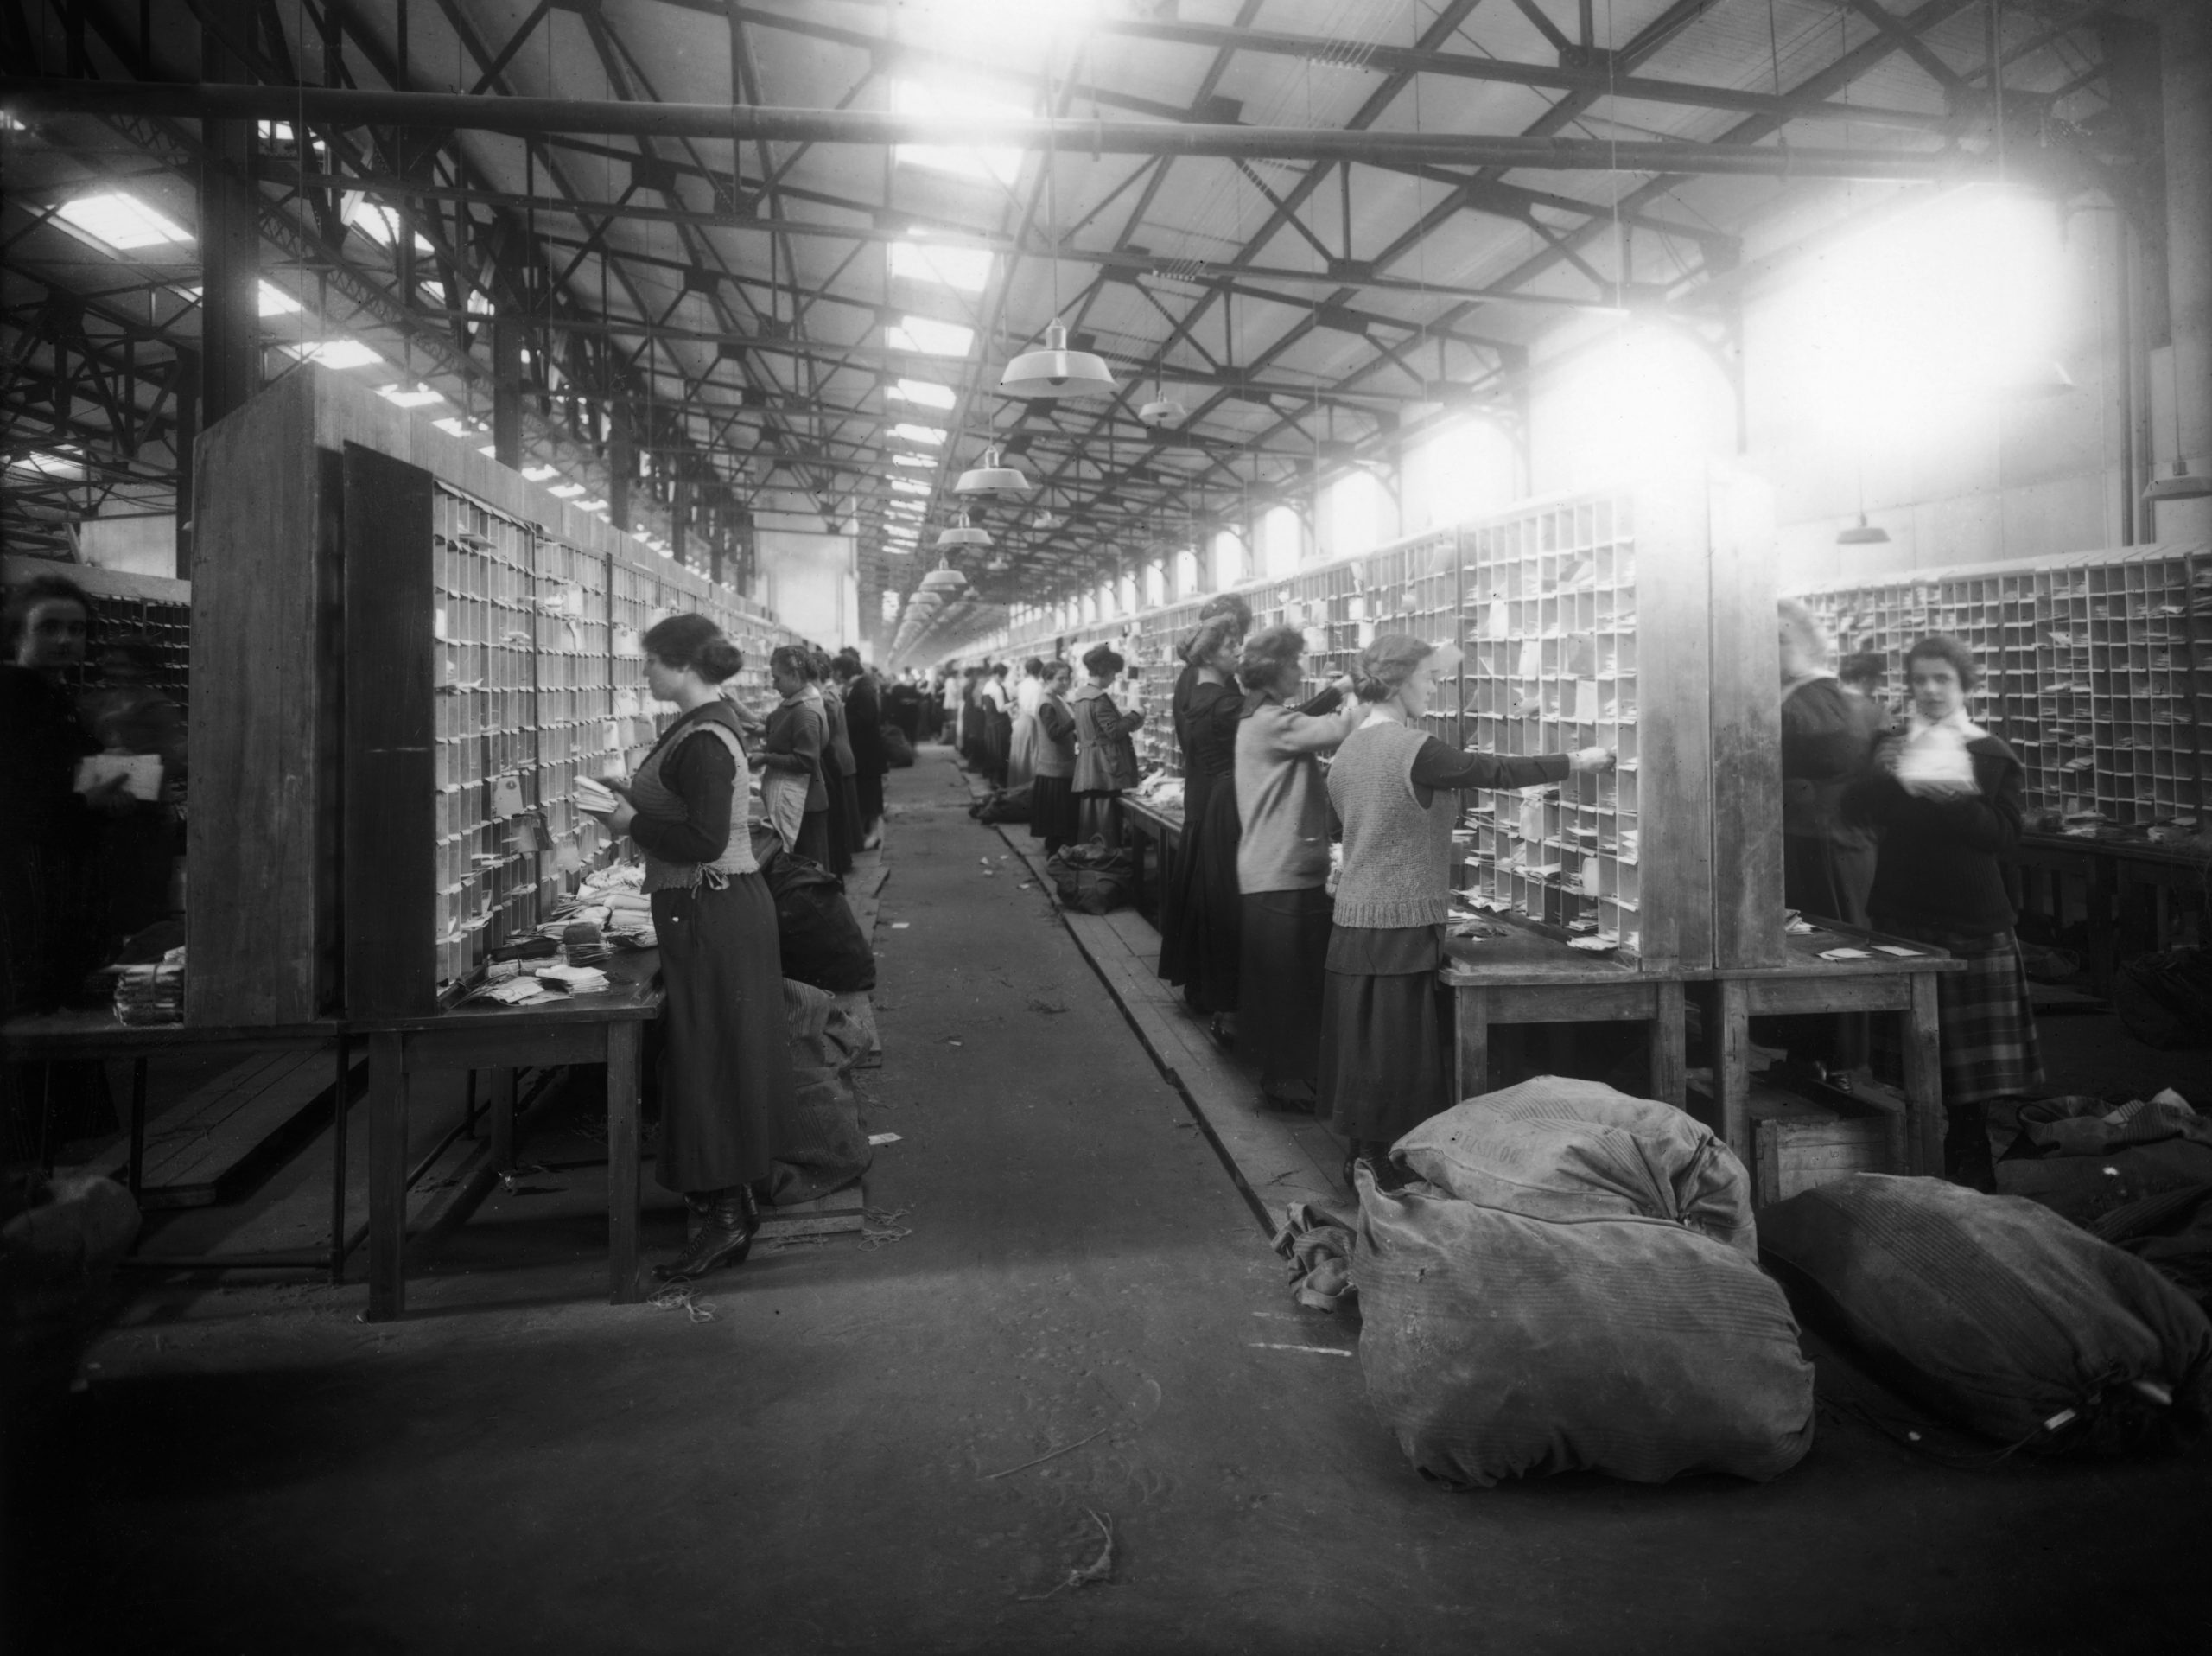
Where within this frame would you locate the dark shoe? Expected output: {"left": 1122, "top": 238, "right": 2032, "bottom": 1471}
{"left": 656, "top": 1188, "right": 760, "bottom": 1282}
{"left": 683, "top": 1190, "right": 714, "bottom": 1245}
{"left": 1206, "top": 1014, "right": 1236, "bottom": 1053}
{"left": 1942, "top": 1110, "right": 1998, "bottom": 1194}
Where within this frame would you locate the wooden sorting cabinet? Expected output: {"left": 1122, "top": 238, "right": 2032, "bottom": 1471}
{"left": 189, "top": 366, "right": 797, "bottom": 1024}
{"left": 1795, "top": 543, "right": 2211, "bottom": 841}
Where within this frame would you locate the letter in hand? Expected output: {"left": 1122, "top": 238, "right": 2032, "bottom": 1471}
{"left": 1568, "top": 747, "right": 1617, "bottom": 775}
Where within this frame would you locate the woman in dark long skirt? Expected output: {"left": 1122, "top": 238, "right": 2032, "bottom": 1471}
{"left": 837, "top": 653, "right": 888, "bottom": 848}
{"left": 1157, "top": 616, "right": 1248, "bottom": 1035}
{"left": 1321, "top": 634, "right": 1612, "bottom": 1176}
{"left": 759, "top": 645, "right": 831, "bottom": 868}
{"left": 587, "top": 615, "right": 797, "bottom": 1280}
{"left": 810, "top": 650, "right": 859, "bottom": 876}
{"left": 1845, "top": 633, "right": 2041, "bottom": 1190}
{"left": 1233, "top": 626, "right": 1361, "bottom": 1111}
{"left": 1029, "top": 659, "right": 1081, "bottom": 856}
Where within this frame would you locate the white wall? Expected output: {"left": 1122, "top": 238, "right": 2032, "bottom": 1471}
{"left": 75, "top": 513, "right": 179, "bottom": 576}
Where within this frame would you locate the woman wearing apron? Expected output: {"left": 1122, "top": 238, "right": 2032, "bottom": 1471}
{"left": 759, "top": 644, "right": 831, "bottom": 865}
{"left": 585, "top": 615, "right": 797, "bottom": 1280}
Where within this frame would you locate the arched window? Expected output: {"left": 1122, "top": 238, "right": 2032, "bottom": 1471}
{"left": 1402, "top": 418, "right": 1518, "bottom": 529}
{"left": 1173, "top": 545, "right": 1202, "bottom": 599}
{"left": 1210, "top": 528, "right": 1247, "bottom": 589}
{"left": 1261, "top": 505, "right": 1302, "bottom": 578}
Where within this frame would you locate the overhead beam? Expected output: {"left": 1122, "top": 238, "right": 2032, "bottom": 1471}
{"left": 0, "top": 80, "right": 1974, "bottom": 179}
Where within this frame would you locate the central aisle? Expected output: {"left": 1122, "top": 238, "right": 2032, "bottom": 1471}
{"left": 48, "top": 744, "right": 2210, "bottom": 1655}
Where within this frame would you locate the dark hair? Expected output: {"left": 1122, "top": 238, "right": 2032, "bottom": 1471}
{"left": 1198, "top": 592, "right": 1253, "bottom": 632}
{"left": 1182, "top": 614, "right": 1243, "bottom": 670}
{"left": 1839, "top": 651, "right": 1885, "bottom": 687}
{"left": 3, "top": 571, "right": 93, "bottom": 653}
{"left": 1238, "top": 623, "right": 1305, "bottom": 694}
{"left": 831, "top": 654, "right": 861, "bottom": 681}
{"left": 769, "top": 643, "right": 813, "bottom": 683}
{"left": 1904, "top": 634, "right": 1980, "bottom": 691}
{"left": 1352, "top": 633, "right": 1436, "bottom": 702}
{"left": 642, "top": 614, "right": 741, "bottom": 683}
{"left": 1082, "top": 642, "right": 1125, "bottom": 677}
{"left": 1022, "top": 656, "right": 1045, "bottom": 678}
{"left": 1045, "top": 658, "right": 1072, "bottom": 683}
{"left": 809, "top": 647, "right": 835, "bottom": 683}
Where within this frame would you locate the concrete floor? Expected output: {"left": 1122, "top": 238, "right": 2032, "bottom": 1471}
{"left": 17, "top": 748, "right": 2212, "bottom": 1655}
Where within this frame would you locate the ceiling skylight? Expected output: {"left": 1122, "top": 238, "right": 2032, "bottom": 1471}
{"left": 522, "top": 464, "right": 561, "bottom": 483}
{"left": 9, "top": 450, "right": 86, "bottom": 481}
{"left": 893, "top": 477, "right": 931, "bottom": 495}
{"left": 54, "top": 192, "right": 193, "bottom": 254}
{"left": 893, "top": 452, "right": 933, "bottom": 468}
{"left": 549, "top": 482, "right": 587, "bottom": 499}
{"left": 294, "top": 338, "right": 383, "bottom": 370}
{"left": 257, "top": 281, "right": 302, "bottom": 316}
{"left": 891, "top": 238, "right": 993, "bottom": 294}
{"left": 891, "top": 80, "right": 1024, "bottom": 187}
{"left": 378, "top": 382, "right": 445, "bottom": 409}
{"left": 889, "top": 377, "right": 958, "bottom": 410}
{"left": 887, "top": 315, "right": 975, "bottom": 357}
{"left": 345, "top": 194, "right": 435, "bottom": 255}
{"left": 893, "top": 423, "right": 948, "bottom": 446}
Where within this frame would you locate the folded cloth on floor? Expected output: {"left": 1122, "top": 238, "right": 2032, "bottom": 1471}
{"left": 1272, "top": 1201, "right": 1357, "bottom": 1312}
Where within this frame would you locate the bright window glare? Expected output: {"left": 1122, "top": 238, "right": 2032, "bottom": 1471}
{"left": 378, "top": 381, "right": 446, "bottom": 409}
{"left": 522, "top": 464, "right": 561, "bottom": 482}
{"left": 893, "top": 423, "right": 948, "bottom": 446}
{"left": 893, "top": 477, "right": 931, "bottom": 494}
{"left": 890, "top": 377, "right": 958, "bottom": 410}
{"left": 55, "top": 192, "right": 193, "bottom": 252}
{"left": 892, "top": 81, "right": 1024, "bottom": 188}
{"left": 891, "top": 239, "right": 994, "bottom": 293}
{"left": 433, "top": 417, "right": 474, "bottom": 437}
{"left": 1404, "top": 417, "right": 1516, "bottom": 530}
{"left": 257, "top": 280, "right": 302, "bottom": 316}
{"left": 346, "top": 194, "right": 435, "bottom": 255}
{"left": 888, "top": 315, "right": 975, "bottom": 357}
{"left": 296, "top": 338, "right": 383, "bottom": 370}
{"left": 1774, "top": 183, "right": 2066, "bottom": 447}
{"left": 10, "top": 450, "right": 85, "bottom": 481}
{"left": 549, "top": 482, "right": 587, "bottom": 499}
{"left": 1534, "top": 324, "right": 1731, "bottom": 488}
{"left": 893, "top": 452, "right": 933, "bottom": 468}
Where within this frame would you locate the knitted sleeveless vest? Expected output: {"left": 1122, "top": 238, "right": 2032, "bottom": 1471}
{"left": 627, "top": 704, "right": 758, "bottom": 895}
{"left": 1326, "top": 717, "right": 1451, "bottom": 929}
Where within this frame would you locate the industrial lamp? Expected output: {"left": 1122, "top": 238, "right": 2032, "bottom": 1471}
{"left": 920, "top": 557, "right": 969, "bottom": 594}
{"left": 954, "top": 445, "right": 1032, "bottom": 495}
{"left": 934, "top": 512, "right": 992, "bottom": 550}
{"left": 1836, "top": 513, "right": 1891, "bottom": 545}
{"left": 998, "top": 320, "right": 1116, "bottom": 399}
{"left": 2142, "top": 461, "right": 2212, "bottom": 506}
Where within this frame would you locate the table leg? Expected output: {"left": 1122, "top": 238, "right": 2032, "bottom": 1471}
{"left": 366, "top": 1032, "right": 408, "bottom": 1322}
{"left": 1453, "top": 985, "right": 1491, "bottom": 1103}
{"left": 2085, "top": 859, "right": 2116, "bottom": 996}
{"left": 1714, "top": 979, "right": 1754, "bottom": 1169}
{"left": 607, "top": 1021, "right": 644, "bottom": 1305}
{"left": 329, "top": 1035, "right": 351, "bottom": 1284}
{"left": 492, "top": 1067, "right": 518, "bottom": 1173}
{"left": 1650, "top": 981, "right": 1688, "bottom": 1108}
{"left": 1900, "top": 971, "right": 1945, "bottom": 1176}
{"left": 127, "top": 1059, "right": 149, "bottom": 1201}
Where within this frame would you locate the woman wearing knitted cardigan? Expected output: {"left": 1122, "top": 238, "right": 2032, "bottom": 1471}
{"left": 1320, "top": 634, "right": 1613, "bottom": 1175}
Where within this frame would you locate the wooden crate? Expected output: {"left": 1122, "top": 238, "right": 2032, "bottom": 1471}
{"left": 1750, "top": 1084, "right": 1904, "bottom": 1208}
{"left": 188, "top": 366, "right": 798, "bottom": 1024}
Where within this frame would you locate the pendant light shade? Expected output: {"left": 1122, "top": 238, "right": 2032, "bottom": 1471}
{"left": 1836, "top": 513, "right": 1891, "bottom": 545}
{"left": 954, "top": 445, "right": 1032, "bottom": 496}
{"left": 998, "top": 320, "right": 1116, "bottom": 399}
{"left": 1033, "top": 509, "right": 1063, "bottom": 531}
{"left": 2143, "top": 461, "right": 2212, "bottom": 505}
{"left": 1138, "top": 395, "right": 1186, "bottom": 429}
{"left": 935, "top": 512, "right": 992, "bottom": 550}
{"left": 919, "top": 557, "right": 969, "bottom": 595}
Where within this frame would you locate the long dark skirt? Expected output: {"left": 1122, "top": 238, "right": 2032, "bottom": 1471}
{"left": 1029, "top": 774, "right": 1079, "bottom": 851}
{"left": 984, "top": 710, "right": 1012, "bottom": 786}
{"left": 1075, "top": 790, "right": 1123, "bottom": 849}
{"left": 1240, "top": 886, "right": 1333, "bottom": 1103}
{"left": 823, "top": 770, "right": 858, "bottom": 876}
{"left": 793, "top": 807, "right": 832, "bottom": 869}
{"left": 1319, "top": 969, "right": 1449, "bottom": 1145}
{"left": 856, "top": 767, "right": 885, "bottom": 836}
{"left": 649, "top": 874, "right": 797, "bottom": 1194}
{"left": 1158, "top": 779, "right": 1241, "bottom": 1015}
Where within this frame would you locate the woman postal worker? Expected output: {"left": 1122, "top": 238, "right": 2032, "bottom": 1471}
{"left": 758, "top": 644, "right": 833, "bottom": 868}
{"left": 1845, "top": 633, "right": 2041, "bottom": 1190}
{"left": 1069, "top": 643, "right": 1146, "bottom": 847}
{"left": 1320, "top": 634, "right": 1614, "bottom": 1178}
{"left": 583, "top": 615, "right": 798, "bottom": 1281}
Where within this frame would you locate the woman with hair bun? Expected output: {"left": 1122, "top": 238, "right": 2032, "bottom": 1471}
{"left": 813, "top": 647, "right": 860, "bottom": 876}
{"left": 760, "top": 644, "right": 832, "bottom": 867}
{"left": 1156, "top": 614, "right": 1248, "bottom": 1031}
{"left": 1322, "top": 633, "right": 1613, "bottom": 1175}
{"left": 1070, "top": 642, "right": 1145, "bottom": 846}
{"left": 1846, "top": 633, "right": 2039, "bottom": 1190}
{"left": 1007, "top": 657, "right": 1046, "bottom": 792}
{"left": 1028, "top": 659, "right": 1081, "bottom": 856}
{"left": 581, "top": 615, "right": 796, "bottom": 1281}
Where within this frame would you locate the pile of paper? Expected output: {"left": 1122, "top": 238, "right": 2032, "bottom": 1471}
{"left": 574, "top": 774, "right": 621, "bottom": 814}
{"left": 113, "top": 947, "right": 185, "bottom": 1026}
{"left": 536, "top": 964, "right": 611, "bottom": 994}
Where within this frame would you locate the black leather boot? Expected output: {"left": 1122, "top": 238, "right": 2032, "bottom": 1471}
{"left": 1942, "top": 1106, "right": 1997, "bottom": 1194}
{"left": 683, "top": 1190, "right": 714, "bottom": 1245}
{"left": 656, "top": 1188, "right": 760, "bottom": 1282}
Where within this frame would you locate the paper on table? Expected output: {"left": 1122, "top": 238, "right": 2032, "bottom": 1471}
{"left": 1872, "top": 944, "right": 1923, "bottom": 957}
{"left": 868, "top": 1132, "right": 901, "bottom": 1146}
{"left": 1819, "top": 947, "right": 1874, "bottom": 961}
{"left": 75, "top": 753, "right": 163, "bottom": 801}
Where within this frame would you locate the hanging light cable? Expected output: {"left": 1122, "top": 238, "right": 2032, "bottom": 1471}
{"left": 997, "top": 59, "right": 1116, "bottom": 400}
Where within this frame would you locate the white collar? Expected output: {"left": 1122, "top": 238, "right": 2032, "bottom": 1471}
{"left": 1908, "top": 706, "right": 1987, "bottom": 742}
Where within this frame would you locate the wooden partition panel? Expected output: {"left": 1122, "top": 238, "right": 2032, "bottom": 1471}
{"left": 1706, "top": 472, "right": 1786, "bottom": 969}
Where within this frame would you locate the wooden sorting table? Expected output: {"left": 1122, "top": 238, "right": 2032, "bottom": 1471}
{"left": 1120, "top": 796, "right": 1186, "bottom": 922}
{"left": 5, "top": 952, "right": 663, "bottom": 1322}
{"left": 1440, "top": 931, "right": 1694, "bottom": 1109}
{"left": 353, "top": 949, "right": 662, "bottom": 1321}
{"left": 2012, "top": 832, "right": 2210, "bottom": 995}
{"left": 1697, "top": 927, "right": 1966, "bottom": 1176}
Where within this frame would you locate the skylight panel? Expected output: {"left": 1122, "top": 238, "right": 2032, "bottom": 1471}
{"left": 887, "top": 315, "right": 975, "bottom": 357}
{"left": 10, "top": 450, "right": 86, "bottom": 481}
{"left": 893, "top": 423, "right": 948, "bottom": 446}
{"left": 891, "top": 238, "right": 993, "bottom": 294}
{"left": 378, "top": 382, "right": 445, "bottom": 409}
{"left": 294, "top": 338, "right": 383, "bottom": 370}
{"left": 892, "top": 81, "right": 1023, "bottom": 188}
{"left": 889, "top": 377, "right": 958, "bottom": 410}
{"left": 522, "top": 464, "right": 561, "bottom": 483}
{"left": 257, "top": 281, "right": 302, "bottom": 316}
{"left": 893, "top": 452, "right": 933, "bottom": 468}
{"left": 549, "top": 482, "right": 587, "bottom": 499}
{"left": 345, "top": 194, "right": 435, "bottom": 255}
{"left": 892, "top": 477, "right": 931, "bottom": 495}
{"left": 54, "top": 192, "right": 192, "bottom": 254}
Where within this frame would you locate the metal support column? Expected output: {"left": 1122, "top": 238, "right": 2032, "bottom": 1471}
{"left": 2156, "top": 0, "right": 2212, "bottom": 541}
{"left": 198, "top": 15, "right": 260, "bottom": 430}
{"left": 492, "top": 313, "right": 524, "bottom": 470}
